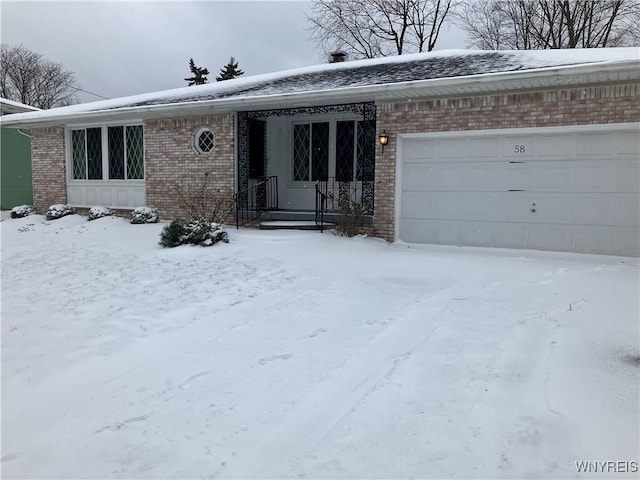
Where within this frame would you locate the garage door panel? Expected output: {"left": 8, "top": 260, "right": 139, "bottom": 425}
{"left": 401, "top": 192, "right": 432, "bottom": 219}
{"left": 402, "top": 163, "right": 464, "bottom": 190}
{"left": 526, "top": 195, "right": 574, "bottom": 224}
{"left": 503, "top": 135, "right": 534, "bottom": 158}
{"left": 574, "top": 164, "right": 616, "bottom": 190}
{"left": 571, "top": 228, "right": 613, "bottom": 255}
{"left": 533, "top": 164, "right": 574, "bottom": 190}
{"left": 463, "top": 222, "right": 499, "bottom": 246}
{"left": 399, "top": 126, "right": 640, "bottom": 256}
{"left": 612, "top": 196, "right": 640, "bottom": 227}
{"left": 431, "top": 192, "right": 475, "bottom": 220}
{"left": 469, "top": 136, "right": 502, "bottom": 158}
{"left": 530, "top": 225, "right": 572, "bottom": 251}
{"left": 573, "top": 196, "right": 612, "bottom": 225}
{"left": 615, "top": 163, "right": 639, "bottom": 191}
{"left": 437, "top": 138, "right": 467, "bottom": 158}
{"left": 537, "top": 134, "right": 575, "bottom": 157}
{"left": 577, "top": 132, "right": 614, "bottom": 156}
{"left": 498, "top": 224, "right": 529, "bottom": 249}
{"left": 401, "top": 220, "right": 461, "bottom": 245}
{"left": 612, "top": 229, "right": 640, "bottom": 257}
{"left": 466, "top": 165, "right": 503, "bottom": 189}
{"left": 503, "top": 163, "right": 530, "bottom": 190}
{"left": 617, "top": 131, "right": 640, "bottom": 155}
{"left": 465, "top": 193, "right": 500, "bottom": 220}
{"left": 403, "top": 139, "right": 435, "bottom": 161}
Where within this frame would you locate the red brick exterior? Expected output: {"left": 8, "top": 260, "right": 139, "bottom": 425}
{"left": 144, "top": 115, "right": 235, "bottom": 220}
{"left": 31, "top": 127, "right": 66, "bottom": 213}
{"left": 372, "top": 82, "right": 640, "bottom": 241}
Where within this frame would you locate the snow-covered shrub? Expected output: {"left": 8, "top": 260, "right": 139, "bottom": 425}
{"left": 88, "top": 206, "right": 115, "bottom": 221}
{"left": 10, "top": 205, "right": 36, "bottom": 219}
{"left": 334, "top": 199, "right": 367, "bottom": 237}
{"left": 131, "top": 206, "right": 159, "bottom": 224}
{"left": 159, "top": 219, "right": 229, "bottom": 248}
{"left": 45, "top": 204, "right": 74, "bottom": 220}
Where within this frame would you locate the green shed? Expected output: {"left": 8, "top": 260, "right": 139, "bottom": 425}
{"left": 1, "top": 98, "right": 40, "bottom": 209}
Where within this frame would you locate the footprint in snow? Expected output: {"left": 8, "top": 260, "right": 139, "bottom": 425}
{"left": 258, "top": 354, "right": 292, "bottom": 365}
{"left": 178, "top": 371, "right": 211, "bottom": 389}
{"left": 308, "top": 327, "right": 328, "bottom": 338}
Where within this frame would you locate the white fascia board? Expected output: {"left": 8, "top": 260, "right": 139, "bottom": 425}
{"left": 1, "top": 60, "right": 638, "bottom": 128}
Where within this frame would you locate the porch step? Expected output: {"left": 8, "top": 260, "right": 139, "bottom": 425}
{"left": 259, "top": 221, "right": 334, "bottom": 231}
{"left": 260, "top": 210, "right": 373, "bottom": 225}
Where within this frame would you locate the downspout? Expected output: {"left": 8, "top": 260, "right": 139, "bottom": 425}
{"left": 17, "top": 128, "right": 31, "bottom": 139}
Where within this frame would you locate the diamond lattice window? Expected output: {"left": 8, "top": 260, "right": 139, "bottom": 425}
{"left": 71, "top": 130, "right": 86, "bottom": 179}
{"left": 336, "top": 121, "right": 355, "bottom": 182}
{"left": 293, "top": 124, "right": 310, "bottom": 181}
{"left": 196, "top": 129, "right": 215, "bottom": 154}
{"left": 126, "top": 126, "right": 144, "bottom": 179}
{"left": 86, "top": 128, "right": 103, "bottom": 180}
{"left": 69, "top": 124, "right": 143, "bottom": 181}
{"left": 108, "top": 126, "right": 125, "bottom": 179}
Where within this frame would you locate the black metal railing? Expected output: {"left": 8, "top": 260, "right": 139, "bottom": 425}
{"left": 234, "top": 176, "right": 278, "bottom": 228}
{"left": 315, "top": 180, "right": 328, "bottom": 232}
{"left": 315, "top": 177, "right": 374, "bottom": 232}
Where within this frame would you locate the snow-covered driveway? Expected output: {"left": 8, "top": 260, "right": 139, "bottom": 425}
{"left": 2, "top": 215, "right": 638, "bottom": 479}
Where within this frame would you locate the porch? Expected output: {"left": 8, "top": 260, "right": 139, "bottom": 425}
{"left": 234, "top": 175, "right": 374, "bottom": 231}
{"left": 234, "top": 102, "right": 376, "bottom": 229}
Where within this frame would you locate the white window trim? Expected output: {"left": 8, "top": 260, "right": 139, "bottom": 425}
{"left": 194, "top": 127, "right": 215, "bottom": 155}
{"left": 66, "top": 122, "right": 145, "bottom": 184}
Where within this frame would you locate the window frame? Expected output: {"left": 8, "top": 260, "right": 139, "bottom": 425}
{"left": 66, "top": 121, "right": 145, "bottom": 183}
{"left": 290, "top": 117, "right": 365, "bottom": 184}
{"left": 194, "top": 127, "right": 215, "bottom": 155}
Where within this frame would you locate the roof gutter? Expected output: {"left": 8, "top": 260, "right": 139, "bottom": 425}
{"left": 1, "top": 60, "right": 638, "bottom": 128}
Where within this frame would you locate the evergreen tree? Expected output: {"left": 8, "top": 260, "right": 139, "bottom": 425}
{"left": 216, "top": 57, "right": 244, "bottom": 81}
{"left": 185, "top": 58, "right": 210, "bottom": 86}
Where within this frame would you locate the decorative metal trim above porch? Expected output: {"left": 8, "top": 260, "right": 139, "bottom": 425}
{"left": 235, "top": 102, "right": 376, "bottom": 226}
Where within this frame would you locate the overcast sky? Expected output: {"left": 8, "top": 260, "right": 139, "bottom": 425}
{"left": 1, "top": 1, "right": 468, "bottom": 104}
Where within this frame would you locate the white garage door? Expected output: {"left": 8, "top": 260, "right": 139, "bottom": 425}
{"left": 398, "top": 124, "right": 640, "bottom": 256}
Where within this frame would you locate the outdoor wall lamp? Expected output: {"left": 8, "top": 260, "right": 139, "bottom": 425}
{"left": 379, "top": 130, "right": 389, "bottom": 153}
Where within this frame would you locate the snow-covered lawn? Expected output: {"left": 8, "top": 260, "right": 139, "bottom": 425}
{"left": 1, "top": 214, "right": 638, "bottom": 479}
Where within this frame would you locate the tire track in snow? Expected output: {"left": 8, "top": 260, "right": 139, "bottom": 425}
{"left": 220, "top": 278, "right": 485, "bottom": 477}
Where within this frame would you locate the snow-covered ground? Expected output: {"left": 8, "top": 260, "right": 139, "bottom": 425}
{"left": 1, "top": 214, "right": 638, "bottom": 479}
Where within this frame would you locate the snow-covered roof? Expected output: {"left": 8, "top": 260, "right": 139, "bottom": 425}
{"left": 2, "top": 48, "right": 638, "bottom": 127}
{"left": 0, "top": 98, "right": 40, "bottom": 115}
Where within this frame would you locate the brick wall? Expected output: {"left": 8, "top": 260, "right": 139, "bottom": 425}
{"left": 373, "top": 82, "right": 640, "bottom": 241}
{"left": 144, "top": 115, "right": 235, "bottom": 220}
{"left": 31, "top": 127, "right": 66, "bottom": 213}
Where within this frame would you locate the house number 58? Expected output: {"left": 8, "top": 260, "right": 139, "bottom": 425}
{"left": 514, "top": 145, "right": 526, "bottom": 153}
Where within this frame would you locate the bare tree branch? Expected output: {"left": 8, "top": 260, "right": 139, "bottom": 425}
{"left": 0, "top": 44, "right": 79, "bottom": 108}
{"left": 307, "top": 0, "right": 458, "bottom": 59}
{"left": 457, "top": 0, "right": 640, "bottom": 50}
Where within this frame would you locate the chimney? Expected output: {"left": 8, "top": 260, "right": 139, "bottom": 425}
{"left": 329, "top": 51, "right": 347, "bottom": 63}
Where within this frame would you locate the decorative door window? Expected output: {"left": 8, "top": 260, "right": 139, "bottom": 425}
{"left": 293, "top": 122, "right": 329, "bottom": 181}
{"left": 336, "top": 120, "right": 366, "bottom": 182}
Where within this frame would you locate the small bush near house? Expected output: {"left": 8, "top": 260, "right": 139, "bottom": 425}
{"left": 45, "top": 204, "right": 75, "bottom": 221}
{"left": 10, "top": 205, "right": 36, "bottom": 219}
{"left": 88, "top": 206, "right": 115, "bottom": 221}
{"left": 172, "top": 172, "right": 234, "bottom": 224}
{"left": 334, "top": 199, "right": 367, "bottom": 237}
{"left": 159, "top": 219, "right": 229, "bottom": 248}
{"left": 131, "top": 206, "right": 159, "bottom": 224}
